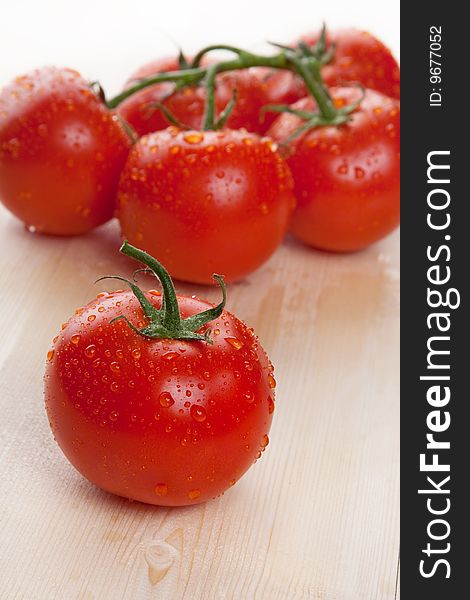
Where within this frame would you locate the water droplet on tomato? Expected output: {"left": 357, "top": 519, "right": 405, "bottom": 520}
{"left": 98, "top": 306, "right": 105, "bottom": 313}
{"left": 188, "top": 489, "right": 201, "bottom": 500}
{"left": 229, "top": 479, "right": 236, "bottom": 486}
{"left": 255, "top": 450, "right": 262, "bottom": 459}
{"left": 159, "top": 391, "right": 175, "bottom": 408}
{"left": 245, "top": 391, "right": 254, "bottom": 404}
{"left": 154, "top": 483, "right": 168, "bottom": 496}
{"left": 261, "top": 434, "right": 269, "bottom": 448}
{"left": 110, "top": 361, "right": 120, "bottom": 373}
{"left": 215, "top": 170, "right": 225, "bottom": 179}
{"left": 267, "top": 396, "right": 275, "bottom": 414}
{"left": 109, "top": 410, "right": 119, "bottom": 421}
{"left": 71, "top": 334, "right": 81, "bottom": 345}
{"left": 184, "top": 132, "right": 203, "bottom": 144}
{"left": 131, "top": 348, "right": 141, "bottom": 360}
{"left": 268, "top": 374, "right": 276, "bottom": 389}
{"left": 190, "top": 405, "right": 207, "bottom": 423}
{"left": 203, "top": 371, "right": 210, "bottom": 380}
{"left": 162, "top": 351, "right": 179, "bottom": 361}
{"left": 170, "top": 145, "right": 180, "bottom": 154}
{"left": 337, "top": 164, "right": 348, "bottom": 175}
{"left": 84, "top": 344, "right": 96, "bottom": 359}
{"left": 110, "top": 382, "right": 119, "bottom": 393}
{"left": 354, "top": 167, "right": 365, "bottom": 179}
{"left": 225, "top": 337, "right": 243, "bottom": 350}
{"left": 47, "top": 349, "right": 54, "bottom": 361}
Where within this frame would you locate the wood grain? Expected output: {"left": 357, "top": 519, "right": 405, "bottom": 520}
{"left": 0, "top": 205, "right": 399, "bottom": 600}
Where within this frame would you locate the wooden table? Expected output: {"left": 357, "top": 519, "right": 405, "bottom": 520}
{"left": 0, "top": 204, "right": 399, "bottom": 599}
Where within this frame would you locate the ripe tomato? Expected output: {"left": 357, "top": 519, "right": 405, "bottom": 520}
{"left": 44, "top": 243, "right": 275, "bottom": 506}
{"left": 267, "top": 87, "right": 400, "bottom": 252}
{"left": 0, "top": 67, "right": 131, "bottom": 235}
{"left": 258, "top": 28, "right": 400, "bottom": 133}
{"left": 117, "top": 128, "right": 295, "bottom": 283}
{"left": 118, "top": 65, "right": 267, "bottom": 135}
{"left": 301, "top": 28, "right": 400, "bottom": 99}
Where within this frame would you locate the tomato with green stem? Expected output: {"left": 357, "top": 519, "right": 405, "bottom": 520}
{"left": 44, "top": 243, "right": 275, "bottom": 506}
{"left": 0, "top": 67, "right": 131, "bottom": 235}
{"left": 257, "top": 28, "right": 400, "bottom": 134}
{"left": 267, "top": 86, "right": 400, "bottom": 251}
{"left": 118, "top": 60, "right": 267, "bottom": 135}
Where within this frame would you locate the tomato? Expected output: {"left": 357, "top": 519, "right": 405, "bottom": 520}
{"left": 117, "top": 128, "right": 295, "bottom": 283}
{"left": 301, "top": 28, "right": 400, "bottom": 99}
{"left": 257, "top": 28, "right": 400, "bottom": 133}
{"left": 118, "top": 65, "right": 267, "bottom": 135}
{"left": 44, "top": 243, "right": 275, "bottom": 506}
{"left": 267, "top": 87, "right": 400, "bottom": 252}
{"left": 0, "top": 67, "right": 131, "bottom": 235}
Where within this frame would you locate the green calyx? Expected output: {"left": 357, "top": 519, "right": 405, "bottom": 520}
{"left": 96, "top": 242, "right": 226, "bottom": 344}
{"left": 103, "top": 24, "right": 362, "bottom": 137}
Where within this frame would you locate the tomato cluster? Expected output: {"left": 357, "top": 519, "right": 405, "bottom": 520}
{"left": 0, "top": 26, "right": 400, "bottom": 506}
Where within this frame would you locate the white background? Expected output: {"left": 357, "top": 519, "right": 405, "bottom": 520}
{"left": 0, "top": 0, "right": 399, "bottom": 94}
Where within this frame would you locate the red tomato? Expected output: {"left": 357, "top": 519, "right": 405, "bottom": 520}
{"left": 118, "top": 66, "right": 267, "bottom": 135}
{"left": 301, "top": 28, "right": 400, "bottom": 99}
{"left": 44, "top": 245, "right": 275, "bottom": 506}
{"left": 258, "top": 28, "right": 400, "bottom": 133}
{"left": 0, "top": 67, "right": 131, "bottom": 235}
{"left": 267, "top": 87, "right": 400, "bottom": 252}
{"left": 117, "top": 128, "right": 295, "bottom": 283}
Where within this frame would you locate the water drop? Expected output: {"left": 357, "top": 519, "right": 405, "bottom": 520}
{"left": 162, "top": 351, "right": 179, "bottom": 361}
{"left": 154, "top": 483, "right": 168, "bottom": 496}
{"left": 190, "top": 405, "right": 207, "bottom": 423}
{"left": 225, "top": 337, "right": 244, "bottom": 350}
{"left": 47, "top": 349, "right": 54, "bottom": 362}
{"left": 261, "top": 434, "right": 269, "bottom": 448}
{"left": 109, "top": 410, "right": 119, "bottom": 421}
{"left": 87, "top": 314, "right": 96, "bottom": 322}
{"left": 188, "top": 489, "right": 201, "bottom": 500}
{"left": 110, "top": 361, "right": 120, "bottom": 373}
{"left": 71, "top": 334, "right": 81, "bottom": 345}
{"left": 84, "top": 344, "right": 96, "bottom": 359}
{"left": 354, "top": 167, "right": 365, "bottom": 179}
{"left": 268, "top": 374, "right": 276, "bottom": 389}
{"left": 110, "top": 382, "right": 119, "bottom": 393}
{"left": 132, "top": 348, "right": 141, "bottom": 360}
{"left": 184, "top": 132, "right": 203, "bottom": 144}
{"left": 245, "top": 391, "right": 254, "bottom": 404}
{"left": 267, "top": 396, "right": 275, "bottom": 414}
{"left": 159, "top": 392, "right": 175, "bottom": 408}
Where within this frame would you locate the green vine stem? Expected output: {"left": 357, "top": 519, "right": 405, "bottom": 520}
{"left": 96, "top": 242, "right": 226, "bottom": 343}
{"left": 105, "top": 31, "right": 359, "bottom": 133}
